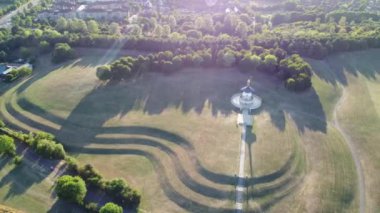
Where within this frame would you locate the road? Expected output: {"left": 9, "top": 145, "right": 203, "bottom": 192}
{"left": 333, "top": 87, "right": 366, "bottom": 213}
{"left": 0, "top": 0, "right": 40, "bottom": 28}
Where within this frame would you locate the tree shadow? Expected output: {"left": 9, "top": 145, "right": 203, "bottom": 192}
{"left": 308, "top": 49, "right": 380, "bottom": 86}
{"left": 47, "top": 199, "right": 85, "bottom": 213}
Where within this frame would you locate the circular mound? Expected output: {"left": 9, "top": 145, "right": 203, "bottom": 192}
{"left": 231, "top": 93, "right": 262, "bottom": 110}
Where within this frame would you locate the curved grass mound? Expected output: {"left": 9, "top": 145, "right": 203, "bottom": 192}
{"left": 0, "top": 50, "right": 362, "bottom": 212}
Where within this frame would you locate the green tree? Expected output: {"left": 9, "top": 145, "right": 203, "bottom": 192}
{"left": 99, "top": 202, "right": 123, "bottom": 213}
{"left": 87, "top": 20, "right": 99, "bottom": 34}
{"left": 162, "top": 25, "right": 171, "bottom": 37}
{"left": 109, "top": 22, "right": 121, "bottom": 35}
{"left": 0, "top": 135, "right": 16, "bottom": 156}
{"left": 39, "top": 41, "right": 51, "bottom": 54}
{"left": 0, "top": 51, "right": 7, "bottom": 62}
{"left": 52, "top": 43, "right": 75, "bottom": 63}
{"left": 236, "top": 22, "right": 248, "bottom": 38}
{"left": 55, "top": 175, "right": 87, "bottom": 204}
{"left": 96, "top": 65, "right": 112, "bottom": 80}
{"left": 239, "top": 54, "right": 261, "bottom": 72}
{"left": 262, "top": 54, "right": 278, "bottom": 72}
{"left": 56, "top": 17, "right": 68, "bottom": 32}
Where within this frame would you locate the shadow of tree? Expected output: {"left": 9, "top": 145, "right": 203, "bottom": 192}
{"left": 2, "top": 48, "right": 349, "bottom": 211}
{"left": 308, "top": 49, "right": 380, "bottom": 86}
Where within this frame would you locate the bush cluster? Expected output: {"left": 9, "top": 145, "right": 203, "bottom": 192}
{"left": 0, "top": 134, "right": 16, "bottom": 156}
{"left": 98, "top": 45, "right": 313, "bottom": 91}
{"left": 3, "top": 66, "right": 32, "bottom": 82}
{"left": 279, "top": 54, "right": 312, "bottom": 91}
{"left": 55, "top": 175, "right": 87, "bottom": 204}
{"left": 26, "top": 131, "right": 66, "bottom": 159}
{"left": 66, "top": 160, "right": 141, "bottom": 209}
{"left": 52, "top": 43, "right": 76, "bottom": 64}
{"left": 0, "top": 0, "right": 29, "bottom": 18}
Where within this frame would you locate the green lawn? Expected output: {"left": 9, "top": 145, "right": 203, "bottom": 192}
{"left": 0, "top": 156, "right": 57, "bottom": 213}
{"left": 2, "top": 48, "right": 380, "bottom": 212}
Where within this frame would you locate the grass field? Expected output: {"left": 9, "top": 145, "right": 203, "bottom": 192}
{"left": 1, "top": 48, "right": 380, "bottom": 212}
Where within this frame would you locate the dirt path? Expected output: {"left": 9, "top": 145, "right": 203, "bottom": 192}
{"left": 332, "top": 87, "right": 366, "bottom": 213}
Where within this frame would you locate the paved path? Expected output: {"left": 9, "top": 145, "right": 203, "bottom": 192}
{"left": 235, "top": 125, "right": 247, "bottom": 212}
{"left": 333, "top": 87, "right": 366, "bottom": 213}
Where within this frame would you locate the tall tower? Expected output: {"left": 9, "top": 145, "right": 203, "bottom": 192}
{"left": 231, "top": 79, "right": 262, "bottom": 126}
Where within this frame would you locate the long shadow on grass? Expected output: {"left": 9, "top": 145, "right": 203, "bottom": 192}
{"left": 68, "top": 146, "right": 236, "bottom": 213}
{"left": 6, "top": 98, "right": 300, "bottom": 187}
{"left": 309, "top": 49, "right": 380, "bottom": 86}
{"left": 11, "top": 64, "right": 328, "bottom": 134}
{"left": 0, "top": 147, "right": 59, "bottom": 200}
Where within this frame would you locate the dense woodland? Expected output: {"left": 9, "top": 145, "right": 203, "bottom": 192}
{"left": 0, "top": 0, "right": 379, "bottom": 91}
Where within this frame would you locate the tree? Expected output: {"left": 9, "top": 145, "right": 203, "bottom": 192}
{"left": 52, "top": 43, "right": 76, "bottom": 63}
{"left": 186, "top": 30, "right": 202, "bottom": 39}
{"left": 153, "top": 25, "right": 162, "bottom": 37}
{"left": 96, "top": 65, "right": 112, "bottom": 80}
{"left": 168, "top": 15, "right": 177, "bottom": 28}
{"left": 222, "top": 51, "right": 236, "bottom": 67}
{"left": 238, "top": 54, "right": 261, "bottom": 72}
{"left": 55, "top": 175, "right": 87, "bottom": 204}
{"left": 99, "top": 202, "right": 123, "bottom": 213}
{"left": 20, "top": 47, "right": 33, "bottom": 59}
{"left": 129, "top": 25, "right": 142, "bottom": 37}
{"left": 35, "top": 139, "right": 65, "bottom": 159}
{"left": 236, "top": 22, "right": 248, "bottom": 38}
{"left": 87, "top": 20, "right": 99, "bottom": 34}
{"left": 0, "top": 135, "right": 16, "bottom": 156}
{"left": 56, "top": 17, "right": 67, "bottom": 32}
{"left": 109, "top": 22, "right": 121, "bottom": 35}
{"left": 262, "top": 54, "right": 278, "bottom": 73}
{"left": 39, "top": 41, "right": 51, "bottom": 54}
{"left": 162, "top": 25, "right": 171, "bottom": 37}
{"left": 0, "top": 51, "right": 7, "bottom": 62}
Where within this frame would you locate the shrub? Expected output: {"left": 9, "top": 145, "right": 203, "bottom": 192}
{"left": 4, "top": 66, "right": 32, "bottom": 82}
{"left": 238, "top": 54, "right": 262, "bottom": 72}
{"left": 110, "top": 57, "right": 137, "bottom": 79}
{"left": 0, "top": 135, "right": 16, "bottom": 156}
{"left": 96, "top": 65, "right": 112, "bottom": 80}
{"left": 85, "top": 202, "right": 98, "bottom": 213}
{"left": 39, "top": 41, "right": 51, "bottom": 54}
{"left": 65, "top": 156, "right": 79, "bottom": 172}
{"left": 279, "top": 54, "right": 312, "bottom": 79}
{"left": 99, "top": 202, "right": 123, "bottom": 213}
{"left": 219, "top": 51, "right": 236, "bottom": 67}
{"left": 105, "top": 179, "right": 141, "bottom": 207}
{"left": 35, "top": 139, "right": 65, "bottom": 159}
{"left": 55, "top": 175, "right": 87, "bottom": 204}
{"left": 192, "top": 54, "right": 204, "bottom": 67}
{"left": 78, "top": 164, "right": 103, "bottom": 187}
{"left": 13, "top": 155, "right": 22, "bottom": 165}
{"left": 262, "top": 54, "right": 278, "bottom": 73}
{"left": 186, "top": 30, "right": 202, "bottom": 39}
{"left": 52, "top": 43, "right": 76, "bottom": 63}
{"left": 172, "top": 55, "right": 183, "bottom": 70}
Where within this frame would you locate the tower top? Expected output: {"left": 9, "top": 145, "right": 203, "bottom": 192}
{"left": 246, "top": 79, "right": 251, "bottom": 87}
{"left": 241, "top": 79, "right": 255, "bottom": 93}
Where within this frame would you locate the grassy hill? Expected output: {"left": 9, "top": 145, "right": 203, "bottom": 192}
{"left": 0, "top": 48, "right": 380, "bottom": 212}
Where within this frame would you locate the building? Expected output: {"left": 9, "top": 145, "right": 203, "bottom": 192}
{"left": 38, "top": 0, "right": 160, "bottom": 21}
